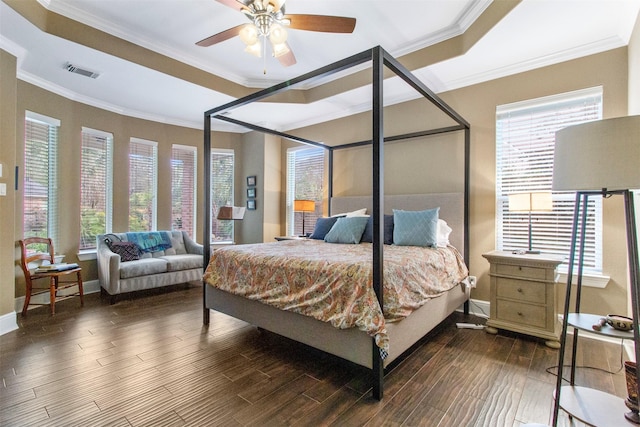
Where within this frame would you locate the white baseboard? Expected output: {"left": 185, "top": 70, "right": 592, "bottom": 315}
{"left": 0, "top": 311, "right": 18, "bottom": 336}
{"left": 456, "top": 298, "right": 490, "bottom": 319}
{"left": 13, "top": 279, "right": 101, "bottom": 315}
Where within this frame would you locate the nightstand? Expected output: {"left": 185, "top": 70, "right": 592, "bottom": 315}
{"left": 482, "top": 250, "right": 565, "bottom": 348}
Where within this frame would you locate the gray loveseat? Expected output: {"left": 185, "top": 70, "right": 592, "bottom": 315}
{"left": 97, "top": 231, "right": 203, "bottom": 303}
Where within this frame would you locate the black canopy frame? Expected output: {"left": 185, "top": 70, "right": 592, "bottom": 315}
{"left": 203, "top": 46, "right": 470, "bottom": 399}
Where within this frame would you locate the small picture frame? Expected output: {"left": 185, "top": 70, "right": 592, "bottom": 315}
{"left": 247, "top": 199, "right": 256, "bottom": 210}
{"left": 247, "top": 187, "right": 256, "bottom": 198}
{"left": 246, "top": 175, "right": 256, "bottom": 187}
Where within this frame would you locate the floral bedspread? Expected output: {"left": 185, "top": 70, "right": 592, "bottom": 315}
{"left": 203, "top": 240, "right": 468, "bottom": 353}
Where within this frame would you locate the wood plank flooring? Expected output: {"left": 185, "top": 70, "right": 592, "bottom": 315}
{"left": 0, "top": 283, "right": 628, "bottom": 426}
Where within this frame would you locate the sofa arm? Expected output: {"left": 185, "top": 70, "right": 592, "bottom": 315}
{"left": 182, "top": 232, "right": 203, "bottom": 256}
{"left": 96, "top": 236, "right": 122, "bottom": 295}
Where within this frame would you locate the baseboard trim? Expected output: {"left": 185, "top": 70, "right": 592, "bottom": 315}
{"left": 13, "top": 279, "right": 101, "bottom": 315}
{"left": 0, "top": 311, "right": 18, "bottom": 336}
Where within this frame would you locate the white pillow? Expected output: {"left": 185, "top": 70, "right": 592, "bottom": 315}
{"left": 332, "top": 208, "right": 368, "bottom": 218}
{"left": 437, "top": 219, "right": 452, "bottom": 247}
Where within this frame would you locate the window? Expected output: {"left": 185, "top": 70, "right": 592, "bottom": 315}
{"left": 286, "top": 147, "right": 324, "bottom": 236}
{"left": 23, "top": 112, "right": 59, "bottom": 244}
{"left": 211, "top": 150, "right": 234, "bottom": 243}
{"left": 496, "top": 87, "right": 603, "bottom": 272}
{"left": 171, "top": 145, "right": 197, "bottom": 237}
{"left": 80, "top": 127, "right": 113, "bottom": 250}
{"left": 129, "top": 138, "right": 158, "bottom": 232}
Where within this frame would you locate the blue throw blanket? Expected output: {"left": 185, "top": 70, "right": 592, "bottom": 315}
{"left": 126, "top": 232, "right": 172, "bottom": 253}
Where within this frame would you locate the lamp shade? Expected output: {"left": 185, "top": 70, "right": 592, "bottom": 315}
{"left": 217, "top": 206, "right": 246, "bottom": 220}
{"left": 294, "top": 199, "right": 315, "bottom": 212}
{"left": 553, "top": 115, "right": 640, "bottom": 191}
{"left": 509, "top": 192, "right": 553, "bottom": 212}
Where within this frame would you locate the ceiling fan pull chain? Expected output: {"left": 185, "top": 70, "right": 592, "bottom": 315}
{"left": 263, "top": 37, "right": 267, "bottom": 74}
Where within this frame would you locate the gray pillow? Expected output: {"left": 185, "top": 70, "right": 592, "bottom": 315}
{"left": 309, "top": 217, "right": 338, "bottom": 240}
{"left": 324, "top": 217, "right": 369, "bottom": 244}
{"left": 393, "top": 207, "right": 439, "bottom": 247}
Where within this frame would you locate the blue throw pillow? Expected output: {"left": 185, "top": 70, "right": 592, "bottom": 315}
{"left": 393, "top": 208, "right": 439, "bottom": 247}
{"left": 309, "top": 217, "right": 338, "bottom": 240}
{"left": 324, "top": 217, "right": 369, "bottom": 244}
{"left": 361, "top": 215, "right": 394, "bottom": 244}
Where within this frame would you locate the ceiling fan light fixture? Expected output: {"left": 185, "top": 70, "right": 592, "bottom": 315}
{"left": 271, "top": 41, "right": 289, "bottom": 58}
{"left": 269, "top": 24, "right": 287, "bottom": 45}
{"left": 239, "top": 24, "right": 259, "bottom": 46}
{"left": 244, "top": 40, "right": 262, "bottom": 57}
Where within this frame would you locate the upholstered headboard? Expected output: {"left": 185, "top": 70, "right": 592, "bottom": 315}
{"left": 330, "top": 193, "right": 464, "bottom": 252}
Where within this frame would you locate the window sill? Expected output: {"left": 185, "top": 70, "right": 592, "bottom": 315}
{"left": 77, "top": 250, "right": 97, "bottom": 262}
{"left": 557, "top": 271, "right": 610, "bottom": 289}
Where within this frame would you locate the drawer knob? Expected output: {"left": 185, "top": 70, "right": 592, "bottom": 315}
{"left": 518, "top": 266, "right": 522, "bottom": 270}
{"left": 517, "top": 311, "right": 523, "bottom": 316}
{"left": 517, "top": 288, "right": 523, "bottom": 293}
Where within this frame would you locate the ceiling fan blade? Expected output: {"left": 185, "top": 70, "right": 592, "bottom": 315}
{"left": 272, "top": 0, "right": 286, "bottom": 12}
{"left": 196, "top": 24, "right": 244, "bottom": 47}
{"left": 215, "top": 0, "right": 249, "bottom": 12}
{"left": 284, "top": 15, "right": 356, "bottom": 33}
{"left": 277, "top": 43, "right": 296, "bottom": 67}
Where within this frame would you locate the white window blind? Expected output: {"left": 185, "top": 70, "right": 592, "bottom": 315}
{"left": 171, "top": 144, "right": 197, "bottom": 237}
{"left": 211, "top": 150, "right": 234, "bottom": 243}
{"left": 286, "top": 147, "right": 324, "bottom": 236}
{"left": 496, "top": 87, "right": 603, "bottom": 271}
{"left": 129, "top": 138, "right": 158, "bottom": 232}
{"left": 24, "top": 112, "right": 60, "bottom": 244}
{"left": 80, "top": 127, "right": 113, "bottom": 250}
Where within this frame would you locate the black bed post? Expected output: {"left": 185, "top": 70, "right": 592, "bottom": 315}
{"left": 327, "top": 148, "right": 334, "bottom": 216}
{"left": 463, "top": 126, "right": 470, "bottom": 315}
{"left": 203, "top": 113, "right": 211, "bottom": 325}
{"left": 371, "top": 46, "right": 385, "bottom": 401}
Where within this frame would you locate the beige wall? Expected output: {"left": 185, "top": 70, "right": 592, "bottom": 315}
{"left": 0, "top": 50, "right": 18, "bottom": 318}
{"left": 630, "top": 10, "right": 640, "bottom": 114}
{"left": 287, "top": 48, "right": 630, "bottom": 316}
{"left": 0, "top": 43, "right": 634, "bottom": 321}
{"left": 5, "top": 75, "right": 244, "bottom": 301}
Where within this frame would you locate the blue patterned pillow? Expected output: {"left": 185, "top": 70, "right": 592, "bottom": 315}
{"left": 324, "top": 217, "right": 369, "bottom": 244}
{"left": 309, "top": 217, "right": 338, "bottom": 240}
{"left": 360, "top": 215, "right": 394, "bottom": 244}
{"left": 393, "top": 208, "right": 439, "bottom": 247}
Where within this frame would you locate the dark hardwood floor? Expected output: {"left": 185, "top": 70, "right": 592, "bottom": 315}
{"left": 1, "top": 283, "right": 628, "bottom": 426}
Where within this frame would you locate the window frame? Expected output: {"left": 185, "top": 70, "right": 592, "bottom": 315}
{"left": 210, "top": 149, "right": 235, "bottom": 244}
{"left": 79, "top": 126, "right": 114, "bottom": 251}
{"left": 171, "top": 144, "right": 198, "bottom": 237}
{"left": 128, "top": 137, "right": 158, "bottom": 232}
{"left": 286, "top": 146, "right": 325, "bottom": 236}
{"left": 496, "top": 86, "right": 604, "bottom": 277}
{"left": 23, "top": 111, "right": 60, "bottom": 245}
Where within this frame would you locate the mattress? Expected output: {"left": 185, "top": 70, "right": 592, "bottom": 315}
{"left": 203, "top": 239, "right": 468, "bottom": 353}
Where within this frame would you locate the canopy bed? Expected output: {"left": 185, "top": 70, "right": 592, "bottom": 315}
{"left": 202, "top": 46, "right": 471, "bottom": 400}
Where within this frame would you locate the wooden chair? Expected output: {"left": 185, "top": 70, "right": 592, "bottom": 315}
{"left": 19, "top": 237, "right": 84, "bottom": 316}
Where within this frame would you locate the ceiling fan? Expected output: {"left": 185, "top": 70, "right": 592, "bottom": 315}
{"left": 196, "top": 0, "right": 356, "bottom": 68}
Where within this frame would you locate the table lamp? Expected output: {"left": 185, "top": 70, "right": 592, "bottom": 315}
{"left": 217, "top": 206, "right": 246, "bottom": 220}
{"left": 508, "top": 191, "right": 552, "bottom": 254}
{"left": 294, "top": 199, "right": 315, "bottom": 236}
{"left": 550, "top": 115, "right": 640, "bottom": 425}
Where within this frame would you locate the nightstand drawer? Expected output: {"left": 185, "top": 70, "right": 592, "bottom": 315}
{"left": 496, "top": 300, "right": 546, "bottom": 329}
{"left": 496, "top": 278, "right": 546, "bottom": 304}
{"left": 495, "top": 263, "right": 547, "bottom": 280}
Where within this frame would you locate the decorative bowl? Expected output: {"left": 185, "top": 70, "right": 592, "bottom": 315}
{"left": 607, "top": 314, "right": 633, "bottom": 331}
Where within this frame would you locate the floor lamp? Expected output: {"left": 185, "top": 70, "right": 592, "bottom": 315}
{"left": 551, "top": 116, "right": 640, "bottom": 426}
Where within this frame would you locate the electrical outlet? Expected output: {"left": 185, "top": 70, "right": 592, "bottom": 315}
{"left": 0, "top": 183, "right": 6, "bottom": 196}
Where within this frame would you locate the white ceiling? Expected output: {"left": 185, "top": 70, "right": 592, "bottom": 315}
{"left": 1, "top": 0, "right": 639, "bottom": 132}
